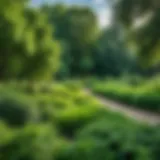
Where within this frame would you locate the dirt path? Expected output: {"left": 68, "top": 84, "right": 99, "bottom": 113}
{"left": 85, "top": 89, "right": 160, "bottom": 126}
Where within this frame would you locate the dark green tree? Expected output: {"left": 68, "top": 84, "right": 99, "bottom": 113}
{"left": 0, "top": 0, "right": 60, "bottom": 80}
{"left": 92, "top": 26, "right": 135, "bottom": 77}
{"left": 42, "top": 4, "right": 99, "bottom": 78}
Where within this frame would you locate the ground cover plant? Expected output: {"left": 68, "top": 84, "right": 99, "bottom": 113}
{"left": 0, "top": 82, "right": 160, "bottom": 160}
{"left": 89, "top": 76, "right": 160, "bottom": 112}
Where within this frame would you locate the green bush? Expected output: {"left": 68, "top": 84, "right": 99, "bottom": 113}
{"left": 137, "top": 126, "right": 160, "bottom": 160}
{"left": 55, "top": 107, "right": 100, "bottom": 138}
{"left": 90, "top": 77, "right": 160, "bottom": 112}
{"left": 0, "top": 95, "right": 39, "bottom": 127}
{"left": 0, "top": 121, "right": 14, "bottom": 146}
{"left": 0, "top": 124, "right": 57, "bottom": 160}
{"left": 0, "top": 82, "right": 103, "bottom": 138}
{"left": 56, "top": 118, "right": 156, "bottom": 160}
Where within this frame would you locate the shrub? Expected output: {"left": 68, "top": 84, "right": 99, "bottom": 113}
{"left": 90, "top": 77, "right": 160, "bottom": 112}
{"left": 57, "top": 118, "right": 153, "bottom": 160}
{"left": 0, "top": 124, "right": 57, "bottom": 160}
{"left": 0, "top": 94, "right": 39, "bottom": 127}
{"left": 2, "top": 82, "right": 157, "bottom": 160}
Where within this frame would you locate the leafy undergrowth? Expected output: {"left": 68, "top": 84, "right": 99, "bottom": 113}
{"left": 89, "top": 77, "right": 160, "bottom": 112}
{"left": 0, "top": 82, "right": 159, "bottom": 160}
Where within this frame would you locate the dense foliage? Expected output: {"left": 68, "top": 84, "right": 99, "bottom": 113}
{"left": 0, "top": 0, "right": 160, "bottom": 160}
{"left": 92, "top": 27, "right": 135, "bottom": 77}
{"left": 0, "top": 0, "right": 60, "bottom": 80}
{"left": 59, "top": 120, "right": 160, "bottom": 160}
{"left": 89, "top": 76, "right": 160, "bottom": 112}
{"left": 42, "top": 4, "right": 98, "bottom": 78}
{"left": 0, "top": 83, "right": 160, "bottom": 160}
{"left": 115, "top": 0, "right": 160, "bottom": 65}
{"left": 42, "top": 4, "right": 137, "bottom": 79}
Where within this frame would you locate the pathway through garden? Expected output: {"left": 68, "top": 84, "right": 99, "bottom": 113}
{"left": 85, "top": 89, "right": 160, "bottom": 126}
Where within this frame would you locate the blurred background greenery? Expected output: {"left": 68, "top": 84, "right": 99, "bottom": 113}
{"left": 0, "top": 0, "right": 160, "bottom": 159}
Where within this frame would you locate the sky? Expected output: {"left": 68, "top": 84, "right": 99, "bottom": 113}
{"left": 31, "top": 0, "right": 112, "bottom": 27}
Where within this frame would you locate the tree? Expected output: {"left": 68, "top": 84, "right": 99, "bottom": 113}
{"left": 92, "top": 27, "right": 134, "bottom": 77}
{"left": 0, "top": 0, "right": 60, "bottom": 80}
{"left": 114, "top": 0, "right": 160, "bottom": 65}
{"left": 42, "top": 4, "right": 98, "bottom": 78}
{"left": 20, "top": 9, "right": 60, "bottom": 80}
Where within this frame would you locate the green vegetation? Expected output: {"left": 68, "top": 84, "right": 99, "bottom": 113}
{"left": 42, "top": 4, "right": 98, "bottom": 78}
{"left": 61, "top": 120, "right": 160, "bottom": 160}
{"left": 89, "top": 76, "right": 160, "bottom": 112}
{"left": 0, "top": 83, "right": 160, "bottom": 160}
{"left": 0, "top": 0, "right": 160, "bottom": 159}
{"left": 115, "top": 0, "right": 160, "bottom": 65}
{"left": 41, "top": 4, "right": 138, "bottom": 79}
{"left": 0, "top": 0, "right": 60, "bottom": 80}
{"left": 0, "top": 82, "right": 106, "bottom": 136}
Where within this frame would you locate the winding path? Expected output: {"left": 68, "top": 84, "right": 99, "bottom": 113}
{"left": 85, "top": 89, "right": 160, "bottom": 126}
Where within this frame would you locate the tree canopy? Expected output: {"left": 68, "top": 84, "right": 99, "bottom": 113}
{"left": 0, "top": 0, "right": 60, "bottom": 80}
{"left": 42, "top": 4, "right": 99, "bottom": 78}
{"left": 92, "top": 26, "right": 134, "bottom": 77}
{"left": 115, "top": 0, "right": 160, "bottom": 65}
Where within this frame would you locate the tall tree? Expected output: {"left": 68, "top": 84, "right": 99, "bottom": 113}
{"left": 42, "top": 4, "right": 99, "bottom": 78}
{"left": 92, "top": 26, "right": 134, "bottom": 77}
{"left": 0, "top": 0, "right": 60, "bottom": 80}
{"left": 114, "top": 0, "right": 160, "bottom": 65}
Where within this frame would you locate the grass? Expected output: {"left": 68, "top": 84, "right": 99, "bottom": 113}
{"left": 89, "top": 76, "right": 160, "bottom": 112}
